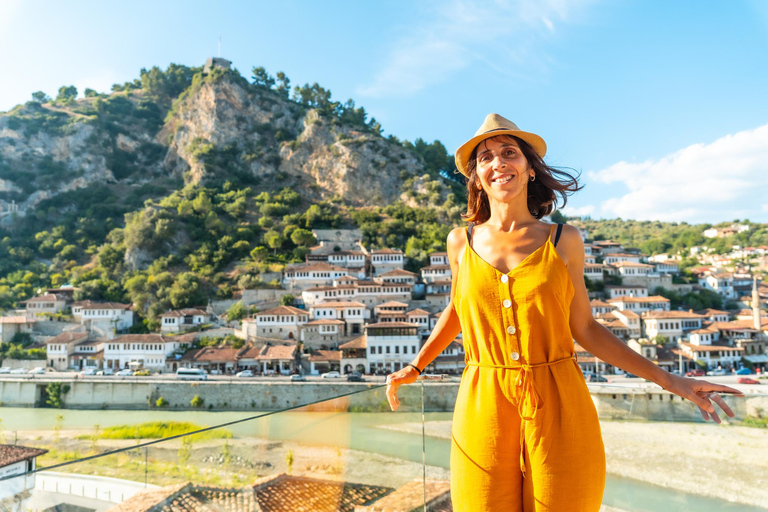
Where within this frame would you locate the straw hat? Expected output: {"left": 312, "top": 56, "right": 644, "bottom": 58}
{"left": 454, "top": 113, "right": 547, "bottom": 178}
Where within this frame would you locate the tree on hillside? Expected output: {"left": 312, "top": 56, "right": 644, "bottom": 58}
{"left": 251, "top": 67, "right": 275, "bottom": 89}
{"left": 31, "top": 91, "right": 51, "bottom": 104}
{"left": 275, "top": 72, "right": 290, "bottom": 97}
{"left": 55, "top": 86, "right": 78, "bottom": 104}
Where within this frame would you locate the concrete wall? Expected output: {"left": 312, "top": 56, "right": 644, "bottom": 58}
{"left": 1, "top": 378, "right": 766, "bottom": 422}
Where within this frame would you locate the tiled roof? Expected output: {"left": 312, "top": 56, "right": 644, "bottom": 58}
{"left": 356, "top": 478, "right": 451, "bottom": 512}
{"left": 339, "top": 336, "right": 366, "bottom": 349}
{"left": 23, "top": 293, "right": 67, "bottom": 303}
{"left": 405, "top": 308, "right": 430, "bottom": 316}
{"left": 371, "top": 248, "right": 403, "bottom": 254}
{"left": 160, "top": 308, "right": 207, "bottom": 318}
{"left": 421, "top": 265, "right": 451, "bottom": 271}
{"left": 181, "top": 346, "right": 241, "bottom": 363}
{"left": 607, "top": 295, "right": 670, "bottom": 303}
{"left": 76, "top": 301, "right": 131, "bottom": 310}
{"left": 251, "top": 473, "right": 392, "bottom": 512}
{"left": 642, "top": 310, "right": 707, "bottom": 319}
{"left": 680, "top": 342, "right": 744, "bottom": 352}
{"left": 285, "top": 262, "right": 350, "bottom": 272}
{"left": 365, "top": 321, "right": 419, "bottom": 329}
{"left": 375, "top": 301, "right": 408, "bottom": 308}
{"left": 254, "top": 345, "right": 297, "bottom": 361}
{"left": 113, "top": 334, "right": 168, "bottom": 344}
{"left": 312, "top": 301, "right": 366, "bottom": 308}
{"left": 610, "top": 261, "right": 654, "bottom": 268}
{"left": 256, "top": 305, "right": 307, "bottom": 317}
{"left": 379, "top": 269, "right": 418, "bottom": 276}
{"left": 303, "top": 319, "right": 344, "bottom": 325}
{"left": 0, "top": 316, "right": 36, "bottom": 324}
{"left": 44, "top": 331, "right": 89, "bottom": 345}
{"left": 0, "top": 444, "right": 48, "bottom": 467}
{"left": 308, "top": 350, "right": 342, "bottom": 362}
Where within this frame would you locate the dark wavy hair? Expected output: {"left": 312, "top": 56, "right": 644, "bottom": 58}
{"left": 459, "top": 134, "right": 584, "bottom": 224}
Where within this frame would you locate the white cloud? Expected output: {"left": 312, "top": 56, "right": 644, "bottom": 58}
{"left": 356, "top": 0, "right": 597, "bottom": 98}
{"left": 588, "top": 124, "right": 768, "bottom": 223}
{"left": 560, "top": 204, "right": 595, "bottom": 217}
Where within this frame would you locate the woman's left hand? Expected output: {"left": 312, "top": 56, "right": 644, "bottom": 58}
{"left": 662, "top": 374, "right": 745, "bottom": 423}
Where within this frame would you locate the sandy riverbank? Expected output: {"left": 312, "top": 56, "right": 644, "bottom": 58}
{"left": 376, "top": 419, "right": 768, "bottom": 509}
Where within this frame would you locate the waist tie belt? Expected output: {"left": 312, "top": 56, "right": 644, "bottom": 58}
{"left": 465, "top": 353, "right": 579, "bottom": 478}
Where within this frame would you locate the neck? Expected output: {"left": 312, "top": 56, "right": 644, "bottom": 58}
{"left": 486, "top": 192, "right": 536, "bottom": 231}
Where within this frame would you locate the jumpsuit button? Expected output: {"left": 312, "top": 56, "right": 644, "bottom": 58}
{"left": 506, "top": 325, "right": 516, "bottom": 335}
{"left": 500, "top": 274, "right": 509, "bottom": 283}
{"left": 502, "top": 299, "right": 512, "bottom": 308}
{"left": 510, "top": 351, "right": 520, "bottom": 361}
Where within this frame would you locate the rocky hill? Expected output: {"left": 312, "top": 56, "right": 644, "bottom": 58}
{"left": 0, "top": 63, "right": 457, "bottom": 215}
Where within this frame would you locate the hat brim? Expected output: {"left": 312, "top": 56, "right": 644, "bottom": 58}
{"left": 454, "top": 129, "right": 547, "bottom": 178}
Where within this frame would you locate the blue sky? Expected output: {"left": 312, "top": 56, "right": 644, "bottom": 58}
{"left": 1, "top": 0, "right": 767, "bottom": 224}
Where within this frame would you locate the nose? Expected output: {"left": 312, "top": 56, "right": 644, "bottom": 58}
{"left": 491, "top": 154, "right": 506, "bottom": 170}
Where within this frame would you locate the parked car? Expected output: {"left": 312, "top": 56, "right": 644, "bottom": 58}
{"left": 96, "top": 368, "right": 114, "bottom": 376}
{"left": 585, "top": 373, "right": 608, "bottom": 383}
{"left": 707, "top": 368, "right": 728, "bottom": 376}
{"left": 80, "top": 368, "right": 97, "bottom": 376}
{"left": 685, "top": 369, "right": 705, "bottom": 377}
{"left": 116, "top": 369, "right": 134, "bottom": 376}
{"left": 0, "top": 367, "right": 12, "bottom": 374}
{"left": 624, "top": 372, "right": 639, "bottom": 378}
{"left": 290, "top": 374, "right": 307, "bottom": 382}
{"left": 236, "top": 370, "right": 254, "bottom": 378}
{"left": 738, "top": 377, "right": 760, "bottom": 385}
{"left": 133, "top": 369, "right": 151, "bottom": 376}
{"left": 346, "top": 372, "right": 366, "bottom": 382}
{"left": 736, "top": 368, "right": 752, "bottom": 375}
{"left": 10, "top": 368, "right": 28, "bottom": 374}
{"left": 321, "top": 371, "right": 341, "bottom": 379}
{"left": 30, "top": 367, "right": 47, "bottom": 375}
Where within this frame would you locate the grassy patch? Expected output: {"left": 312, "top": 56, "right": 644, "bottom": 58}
{"left": 99, "top": 421, "right": 231, "bottom": 440}
{"left": 741, "top": 416, "right": 768, "bottom": 429}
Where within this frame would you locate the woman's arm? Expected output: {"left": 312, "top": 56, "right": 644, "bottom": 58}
{"left": 559, "top": 224, "right": 744, "bottom": 422}
{"left": 385, "top": 226, "right": 465, "bottom": 411}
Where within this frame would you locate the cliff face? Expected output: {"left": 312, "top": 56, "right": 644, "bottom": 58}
{"left": 0, "top": 69, "right": 450, "bottom": 215}
{"left": 160, "top": 75, "right": 428, "bottom": 205}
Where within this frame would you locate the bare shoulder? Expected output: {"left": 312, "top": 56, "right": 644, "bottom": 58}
{"left": 446, "top": 226, "right": 467, "bottom": 264}
{"left": 552, "top": 223, "right": 584, "bottom": 267}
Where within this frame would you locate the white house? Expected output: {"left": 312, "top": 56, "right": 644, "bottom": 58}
{"left": 0, "top": 444, "right": 48, "bottom": 512}
{"left": 21, "top": 293, "right": 68, "bottom": 315}
{"left": 606, "top": 295, "right": 671, "bottom": 314}
{"left": 370, "top": 249, "right": 405, "bottom": 276}
{"left": 308, "top": 300, "right": 369, "bottom": 336}
{"left": 604, "top": 285, "right": 648, "bottom": 299}
{"left": 698, "top": 272, "right": 737, "bottom": 299}
{"left": 103, "top": 334, "right": 185, "bottom": 371}
{"left": 72, "top": 301, "right": 133, "bottom": 332}
{"left": 429, "top": 252, "right": 449, "bottom": 266}
{"left": 364, "top": 321, "right": 421, "bottom": 373}
{"left": 404, "top": 308, "right": 431, "bottom": 335}
{"left": 641, "top": 310, "right": 707, "bottom": 340}
{"left": 45, "top": 331, "right": 89, "bottom": 370}
{"left": 583, "top": 263, "right": 605, "bottom": 281}
{"left": 0, "top": 317, "right": 36, "bottom": 343}
{"left": 160, "top": 308, "right": 208, "bottom": 333}
{"left": 241, "top": 305, "right": 309, "bottom": 341}
{"left": 282, "top": 262, "right": 351, "bottom": 290}
{"left": 377, "top": 269, "right": 419, "bottom": 285}
{"left": 420, "top": 264, "right": 451, "bottom": 284}
{"left": 603, "top": 252, "right": 643, "bottom": 265}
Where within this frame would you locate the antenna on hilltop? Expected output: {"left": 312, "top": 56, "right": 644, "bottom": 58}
{"left": 218, "top": 35, "right": 221, "bottom": 57}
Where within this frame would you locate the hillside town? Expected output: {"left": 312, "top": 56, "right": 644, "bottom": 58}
{"left": 2, "top": 222, "right": 767, "bottom": 379}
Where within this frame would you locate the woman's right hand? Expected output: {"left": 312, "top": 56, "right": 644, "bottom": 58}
{"left": 385, "top": 365, "right": 421, "bottom": 411}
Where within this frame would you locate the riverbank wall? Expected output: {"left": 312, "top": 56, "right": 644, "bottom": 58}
{"left": 1, "top": 378, "right": 765, "bottom": 421}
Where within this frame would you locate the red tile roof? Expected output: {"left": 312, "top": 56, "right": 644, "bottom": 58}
{"left": 0, "top": 444, "right": 48, "bottom": 467}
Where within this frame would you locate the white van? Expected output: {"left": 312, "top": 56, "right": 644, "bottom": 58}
{"left": 176, "top": 368, "right": 208, "bottom": 381}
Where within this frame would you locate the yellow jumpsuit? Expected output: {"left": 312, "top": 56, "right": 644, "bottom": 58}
{"left": 451, "top": 222, "right": 606, "bottom": 511}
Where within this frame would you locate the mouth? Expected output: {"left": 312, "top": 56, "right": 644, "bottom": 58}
{"left": 491, "top": 174, "right": 515, "bottom": 185}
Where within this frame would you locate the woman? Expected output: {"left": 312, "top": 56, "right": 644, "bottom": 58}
{"left": 385, "top": 113, "right": 744, "bottom": 511}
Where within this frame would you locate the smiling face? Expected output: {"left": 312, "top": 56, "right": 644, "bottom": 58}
{"left": 474, "top": 135, "right": 534, "bottom": 202}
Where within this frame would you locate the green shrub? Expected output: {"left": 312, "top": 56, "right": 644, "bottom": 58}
{"left": 191, "top": 395, "right": 204, "bottom": 408}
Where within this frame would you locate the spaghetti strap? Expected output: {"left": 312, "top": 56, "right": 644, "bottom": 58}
{"left": 554, "top": 222, "right": 563, "bottom": 247}
{"left": 467, "top": 222, "right": 474, "bottom": 244}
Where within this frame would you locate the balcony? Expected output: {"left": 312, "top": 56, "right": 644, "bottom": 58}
{"left": 1, "top": 376, "right": 766, "bottom": 511}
